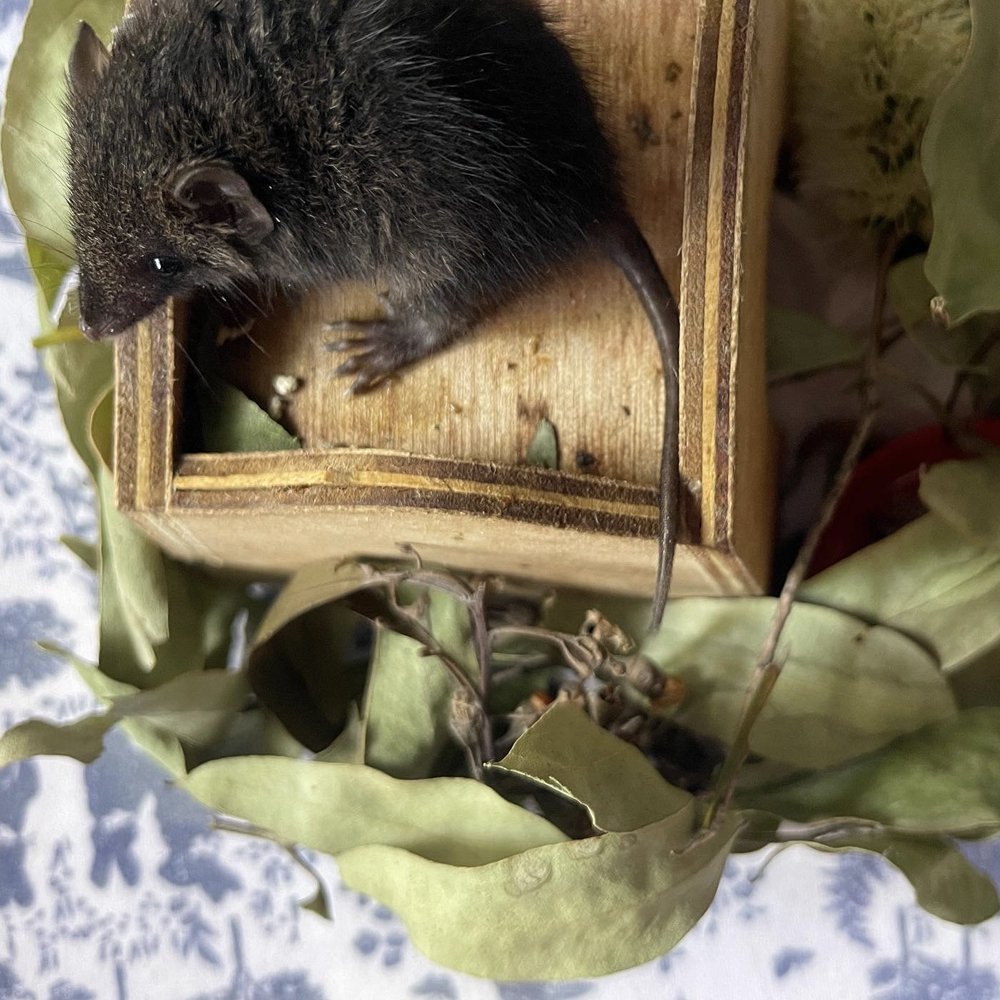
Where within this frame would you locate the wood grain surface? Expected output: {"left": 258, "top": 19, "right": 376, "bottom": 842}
{"left": 114, "top": 0, "right": 787, "bottom": 599}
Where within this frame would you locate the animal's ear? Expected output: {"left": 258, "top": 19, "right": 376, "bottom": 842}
{"left": 69, "top": 23, "right": 110, "bottom": 98}
{"left": 169, "top": 161, "right": 274, "bottom": 245}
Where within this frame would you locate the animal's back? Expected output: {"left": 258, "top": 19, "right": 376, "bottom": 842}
{"left": 70, "top": 0, "right": 621, "bottom": 310}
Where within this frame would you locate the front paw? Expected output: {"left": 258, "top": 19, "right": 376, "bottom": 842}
{"left": 325, "top": 319, "right": 407, "bottom": 394}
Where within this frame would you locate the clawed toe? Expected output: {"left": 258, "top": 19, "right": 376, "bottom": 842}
{"left": 348, "top": 371, "right": 384, "bottom": 394}
{"left": 334, "top": 356, "right": 364, "bottom": 376}
{"left": 324, "top": 320, "right": 369, "bottom": 334}
{"left": 325, "top": 326, "right": 399, "bottom": 393}
{"left": 326, "top": 338, "right": 363, "bottom": 353}
{"left": 323, "top": 313, "right": 449, "bottom": 393}
{"left": 336, "top": 354, "right": 392, "bottom": 394}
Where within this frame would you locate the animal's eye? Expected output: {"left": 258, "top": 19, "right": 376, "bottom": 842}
{"left": 148, "top": 254, "right": 184, "bottom": 276}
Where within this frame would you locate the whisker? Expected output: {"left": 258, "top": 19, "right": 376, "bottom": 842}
{"left": 243, "top": 329, "right": 267, "bottom": 355}
{"left": 7, "top": 135, "right": 67, "bottom": 187}
{"left": 174, "top": 337, "right": 215, "bottom": 397}
{"left": 0, "top": 263, "right": 71, "bottom": 279}
{"left": 43, "top": 94, "right": 67, "bottom": 118}
{"left": 26, "top": 116, "right": 69, "bottom": 142}
{"left": 0, "top": 211, "right": 76, "bottom": 259}
{"left": 212, "top": 280, "right": 273, "bottom": 357}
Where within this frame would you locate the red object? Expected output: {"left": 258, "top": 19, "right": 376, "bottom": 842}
{"left": 808, "top": 420, "right": 1000, "bottom": 575}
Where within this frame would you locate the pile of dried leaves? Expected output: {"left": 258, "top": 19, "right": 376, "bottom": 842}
{"left": 4, "top": 0, "right": 1000, "bottom": 981}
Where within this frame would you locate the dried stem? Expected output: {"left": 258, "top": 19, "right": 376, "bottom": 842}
{"left": 469, "top": 582, "right": 495, "bottom": 763}
{"left": 384, "top": 588, "right": 479, "bottom": 700}
{"left": 703, "top": 235, "right": 897, "bottom": 829}
{"left": 371, "top": 568, "right": 492, "bottom": 778}
{"left": 489, "top": 625, "right": 592, "bottom": 678}
{"left": 488, "top": 624, "right": 655, "bottom": 717}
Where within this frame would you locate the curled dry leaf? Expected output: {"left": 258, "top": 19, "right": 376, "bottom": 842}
{"left": 488, "top": 701, "right": 692, "bottom": 833}
{"left": 182, "top": 750, "right": 739, "bottom": 981}
{"left": 336, "top": 810, "right": 741, "bottom": 980}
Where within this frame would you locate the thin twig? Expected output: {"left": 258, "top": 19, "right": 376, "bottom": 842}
{"left": 490, "top": 652, "right": 560, "bottom": 682}
{"left": 390, "top": 611, "right": 479, "bottom": 701}
{"left": 489, "top": 625, "right": 592, "bottom": 678}
{"left": 373, "top": 570, "right": 490, "bottom": 779}
{"left": 489, "top": 624, "right": 656, "bottom": 717}
{"left": 703, "top": 235, "right": 898, "bottom": 829}
{"left": 468, "top": 582, "right": 495, "bottom": 763}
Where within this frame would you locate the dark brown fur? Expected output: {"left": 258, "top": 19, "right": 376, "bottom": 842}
{"left": 66, "top": 0, "right": 680, "bottom": 626}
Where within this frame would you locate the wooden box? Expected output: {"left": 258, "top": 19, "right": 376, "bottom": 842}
{"left": 114, "top": 0, "right": 787, "bottom": 598}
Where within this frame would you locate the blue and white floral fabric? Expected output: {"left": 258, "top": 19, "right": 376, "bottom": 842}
{"left": 2, "top": 3, "right": 1000, "bottom": 996}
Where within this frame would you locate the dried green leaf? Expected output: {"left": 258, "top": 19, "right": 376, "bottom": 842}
{"left": 59, "top": 534, "right": 98, "bottom": 572}
{"left": 26, "top": 241, "right": 77, "bottom": 331}
{"left": 947, "top": 641, "right": 1000, "bottom": 709}
{"left": 97, "top": 462, "right": 169, "bottom": 670}
{"left": 35, "top": 644, "right": 186, "bottom": 776}
{"left": 642, "top": 598, "right": 954, "bottom": 768}
{"left": 766, "top": 307, "right": 861, "bottom": 380}
{"left": 881, "top": 838, "right": 999, "bottom": 924}
{"left": 807, "top": 832, "right": 1000, "bottom": 925}
{"left": 249, "top": 601, "right": 370, "bottom": 753}
{"left": 181, "top": 758, "right": 567, "bottom": 865}
{"left": 250, "top": 560, "right": 371, "bottom": 651}
{"left": 525, "top": 418, "right": 559, "bottom": 469}
{"left": 488, "top": 702, "right": 692, "bottom": 833}
{"left": 110, "top": 670, "right": 250, "bottom": 748}
{"left": 920, "top": 457, "right": 1000, "bottom": 550}
{"left": 42, "top": 341, "right": 113, "bottom": 477}
{"left": 731, "top": 809, "right": 783, "bottom": 854}
{"left": 199, "top": 377, "right": 300, "bottom": 453}
{"left": 300, "top": 884, "right": 332, "bottom": 921}
{"left": 889, "top": 255, "right": 939, "bottom": 337}
{"left": 365, "top": 588, "right": 476, "bottom": 779}
{"left": 336, "top": 811, "right": 740, "bottom": 980}
{"left": 314, "top": 703, "right": 366, "bottom": 764}
{"left": 924, "top": 0, "right": 1000, "bottom": 324}
{"left": 2, "top": 0, "right": 124, "bottom": 263}
{"left": 0, "top": 715, "right": 115, "bottom": 766}
{"left": 743, "top": 708, "right": 1000, "bottom": 836}
{"left": 43, "top": 343, "right": 247, "bottom": 687}
{"left": 889, "top": 255, "right": 1000, "bottom": 376}
{"left": 32, "top": 327, "right": 84, "bottom": 349}
{"left": 802, "top": 511, "right": 1000, "bottom": 674}
{"left": 0, "top": 668, "right": 248, "bottom": 774}
{"left": 92, "top": 458, "right": 248, "bottom": 688}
